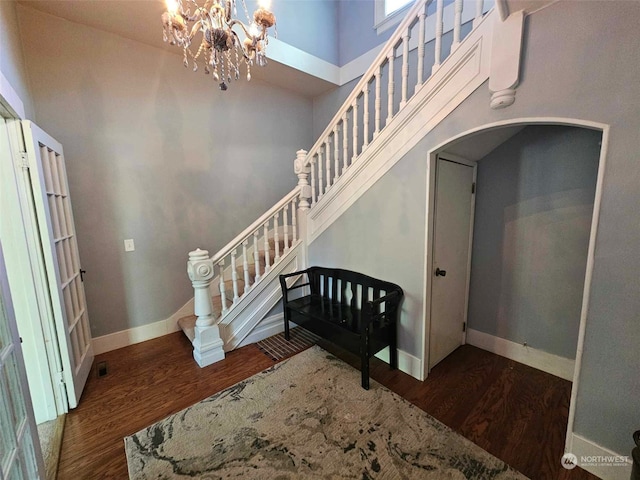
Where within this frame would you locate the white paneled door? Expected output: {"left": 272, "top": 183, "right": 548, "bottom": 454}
{"left": 0, "top": 238, "right": 45, "bottom": 479}
{"left": 429, "top": 155, "right": 476, "bottom": 369}
{"left": 22, "top": 122, "right": 94, "bottom": 409}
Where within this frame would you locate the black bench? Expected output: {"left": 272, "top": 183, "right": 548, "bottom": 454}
{"left": 279, "top": 267, "right": 403, "bottom": 389}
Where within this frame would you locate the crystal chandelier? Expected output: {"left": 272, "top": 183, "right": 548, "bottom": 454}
{"left": 161, "top": 0, "right": 277, "bottom": 91}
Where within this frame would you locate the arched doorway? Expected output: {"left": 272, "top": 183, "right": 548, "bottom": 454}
{"left": 422, "top": 119, "right": 609, "bottom": 452}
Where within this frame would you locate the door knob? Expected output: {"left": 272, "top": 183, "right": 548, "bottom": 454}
{"left": 435, "top": 268, "right": 447, "bottom": 277}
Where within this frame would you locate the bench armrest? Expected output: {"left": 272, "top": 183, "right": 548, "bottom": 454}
{"left": 369, "top": 290, "right": 401, "bottom": 306}
{"left": 279, "top": 269, "right": 311, "bottom": 303}
{"left": 280, "top": 269, "right": 310, "bottom": 281}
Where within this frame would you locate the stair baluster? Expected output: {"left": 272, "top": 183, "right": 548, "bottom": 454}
{"left": 274, "top": 212, "right": 281, "bottom": 262}
{"left": 453, "top": 0, "right": 463, "bottom": 50}
{"left": 310, "top": 157, "right": 317, "bottom": 205}
{"left": 253, "top": 230, "right": 261, "bottom": 282}
{"left": 242, "top": 240, "right": 250, "bottom": 294}
{"left": 342, "top": 113, "right": 348, "bottom": 173}
{"left": 474, "top": 0, "right": 484, "bottom": 28}
{"left": 292, "top": 198, "right": 298, "bottom": 244}
{"left": 401, "top": 30, "right": 410, "bottom": 107}
{"left": 374, "top": 65, "right": 381, "bottom": 137}
{"left": 219, "top": 260, "right": 228, "bottom": 315}
{"left": 387, "top": 52, "right": 395, "bottom": 124}
{"left": 363, "top": 83, "right": 370, "bottom": 148}
{"left": 433, "top": 0, "right": 444, "bottom": 74}
{"left": 263, "top": 222, "right": 270, "bottom": 272}
{"left": 231, "top": 251, "right": 240, "bottom": 302}
{"left": 417, "top": 4, "right": 426, "bottom": 90}
{"left": 325, "top": 141, "right": 331, "bottom": 189}
{"left": 352, "top": 100, "right": 358, "bottom": 162}
{"left": 283, "top": 204, "right": 290, "bottom": 254}
{"left": 333, "top": 126, "right": 340, "bottom": 183}
{"left": 318, "top": 150, "right": 324, "bottom": 199}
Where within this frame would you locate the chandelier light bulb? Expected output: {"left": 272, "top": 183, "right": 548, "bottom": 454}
{"left": 165, "top": 0, "right": 179, "bottom": 15}
{"left": 249, "top": 22, "right": 261, "bottom": 37}
{"left": 258, "top": 0, "right": 272, "bottom": 10}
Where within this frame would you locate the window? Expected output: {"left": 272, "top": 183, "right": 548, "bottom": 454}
{"left": 375, "top": 0, "right": 414, "bottom": 34}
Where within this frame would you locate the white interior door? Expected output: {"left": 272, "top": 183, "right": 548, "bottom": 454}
{"left": 22, "top": 121, "right": 94, "bottom": 409}
{"left": 429, "top": 155, "right": 476, "bottom": 369}
{"left": 0, "top": 238, "right": 45, "bottom": 479}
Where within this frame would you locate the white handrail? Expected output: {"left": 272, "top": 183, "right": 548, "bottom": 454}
{"left": 210, "top": 186, "right": 301, "bottom": 264}
{"left": 303, "top": 0, "right": 434, "bottom": 168}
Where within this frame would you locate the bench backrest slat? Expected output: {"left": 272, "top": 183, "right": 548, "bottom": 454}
{"left": 305, "top": 267, "right": 402, "bottom": 316}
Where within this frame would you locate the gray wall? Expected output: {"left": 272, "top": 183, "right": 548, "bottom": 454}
{"left": 0, "top": 0, "right": 34, "bottom": 119}
{"left": 467, "top": 125, "right": 600, "bottom": 360}
{"left": 309, "top": 1, "right": 640, "bottom": 455}
{"left": 338, "top": 0, "right": 393, "bottom": 65}
{"left": 17, "top": 6, "right": 313, "bottom": 338}
{"left": 247, "top": 0, "right": 339, "bottom": 65}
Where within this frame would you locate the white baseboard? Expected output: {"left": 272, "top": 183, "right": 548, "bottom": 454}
{"left": 466, "top": 328, "right": 575, "bottom": 381}
{"left": 92, "top": 298, "right": 193, "bottom": 355}
{"left": 375, "top": 347, "right": 424, "bottom": 381}
{"left": 569, "top": 433, "right": 632, "bottom": 480}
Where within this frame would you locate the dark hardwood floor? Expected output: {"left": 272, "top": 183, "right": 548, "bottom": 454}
{"left": 57, "top": 332, "right": 598, "bottom": 479}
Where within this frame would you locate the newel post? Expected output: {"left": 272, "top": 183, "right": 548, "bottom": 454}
{"left": 294, "top": 149, "right": 311, "bottom": 210}
{"left": 294, "top": 149, "right": 311, "bottom": 268}
{"left": 187, "top": 249, "right": 225, "bottom": 367}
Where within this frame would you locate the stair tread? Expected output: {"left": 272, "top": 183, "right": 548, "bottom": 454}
{"left": 177, "top": 315, "right": 196, "bottom": 342}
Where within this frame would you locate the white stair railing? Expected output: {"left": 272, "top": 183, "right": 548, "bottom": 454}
{"left": 212, "top": 187, "right": 301, "bottom": 309}
{"left": 185, "top": 185, "right": 306, "bottom": 365}
{"left": 299, "top": 0, "right": 487, "bottom": 205}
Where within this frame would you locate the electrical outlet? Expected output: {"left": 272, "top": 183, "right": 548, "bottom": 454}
{"left": 124, "top": 239, "right": 135, "bottom": 252}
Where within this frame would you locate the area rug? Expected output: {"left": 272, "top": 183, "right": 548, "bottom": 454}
{"left": 125, "top": 346, "right": 527, "bottom": 479}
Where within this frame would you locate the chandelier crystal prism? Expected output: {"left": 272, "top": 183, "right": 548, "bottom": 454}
{"left": 162, "top": 0, "right": 277, "bottom": 91}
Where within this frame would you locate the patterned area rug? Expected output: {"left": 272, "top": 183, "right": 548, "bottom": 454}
{"left": 125, "top": 346, "right": 528, "bottom": 479}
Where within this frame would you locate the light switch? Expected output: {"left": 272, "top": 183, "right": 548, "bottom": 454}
{"left": 124, "top": 239, "right": 135, "bottom": 252}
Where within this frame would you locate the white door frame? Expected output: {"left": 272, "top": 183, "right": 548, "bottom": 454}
{"left": 421, "top": 117, "right": 609, "bottom": 456}
{"left": 1, "top": 75, "right": 66, "bottom": 421}
{"left": 427, "top": 152, "right": 477, "bottom": 370}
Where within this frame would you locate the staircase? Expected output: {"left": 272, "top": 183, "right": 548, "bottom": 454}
{"left": 178, "top": 0, "right": 512, "bottom": 367}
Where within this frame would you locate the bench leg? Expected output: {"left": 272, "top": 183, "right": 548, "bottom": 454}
{"left": 361, "top": 328, "right": 370, "bottom": 390}
{"left": 283, "top": 308, "right": 291, "bottom": 341}
{"left": 390, "top": 320, "right": 398, "bottom": 370}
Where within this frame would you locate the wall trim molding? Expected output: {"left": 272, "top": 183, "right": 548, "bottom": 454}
{"left": 268, "top": 38, "right": 340, "bottom": 85}
{"left": 466, "top": 328, "right": 575, "bottom": 381}
{"left": 375, "top": 347, "right": 424, "bottom": 381}
{"left": 568, "top": 433, "right": 632, "bottom": 480}
{"left": 92, "top": 298, "right": 191, "bottom": 355}
{"left": 0, "top": 71, "right": 25, "bottom": 120}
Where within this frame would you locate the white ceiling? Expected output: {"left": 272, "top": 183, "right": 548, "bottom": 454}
{"left": 17, "top": 0, "right": 336, "bottom": 97}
